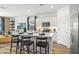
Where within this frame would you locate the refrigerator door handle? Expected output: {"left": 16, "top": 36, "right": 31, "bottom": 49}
{"left": 72, "top": 38, "right": 73, "bottom": 43}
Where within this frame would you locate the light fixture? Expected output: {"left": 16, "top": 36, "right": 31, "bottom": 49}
{"left": 39, "top": 4, "right": 54, "bottom": 9}
{"left": 39, "top": 4, "right": 44, "bottom": 6}
{"left": 50, "top": 5, "right": 54, "bottom": 8}
{"left": 27, "top": 9, "right": 31, "bottom": 12}
{"left": 0, "top": 6, "right": 7, "bottom": 9}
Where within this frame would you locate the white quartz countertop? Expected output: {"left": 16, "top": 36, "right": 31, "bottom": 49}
{"left": 11, "top": 31, "right": 54, "bottom": 38}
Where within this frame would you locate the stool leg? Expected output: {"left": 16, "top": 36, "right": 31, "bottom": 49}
{"left": 27, "top": 46, "right": 29, "bottom": 54}
{"left": 45, "top": 47, "right": 47, "bottom": 54}
{"left": 23, "top": 45, "right": 24, "bottom": 50}
{"left": 16, "top": 46, "right": 17, "bottom": 54}
{"left": 10, "top": 42, "right": 12, "bottom": 53}
{"left": 16, "top": 42, "right": 18, "bottom": 54}
{"left": 36, "top": 45, "right": 37, "bottom": 53}
{"left": 40, "top": 47, "right": 41, "bottom": 54}
{"left": 33, "top": 43, "right": 34, "bottom": 53}
{"left": 20, "top": 42, "right": 22, "bottom": 54}
{"left": 48, "top": 43, "right": 49, "bottom": 54}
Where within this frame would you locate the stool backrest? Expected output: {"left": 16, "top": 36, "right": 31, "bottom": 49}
{"left": 36, "top": 37, "right": 47, "bottom": 43}
{"left": 22, "top": 35, "right": 31, "bottom": 41}
{"left": 11, "top": 35, "right": 19, "bottom": 42}
{"left": 36, "top": 37, "right": 47, "bottom": 40}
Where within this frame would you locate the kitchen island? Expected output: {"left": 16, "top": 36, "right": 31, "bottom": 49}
{"left": 12, "top": 32, "right": 54, "bottom": 54}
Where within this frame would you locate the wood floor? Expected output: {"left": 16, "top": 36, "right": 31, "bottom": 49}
{"left": 53, "top": 42, "right": 70, "bottom": 54}
{"left": 0, "top": 42, "right": 70, "bottom": 54}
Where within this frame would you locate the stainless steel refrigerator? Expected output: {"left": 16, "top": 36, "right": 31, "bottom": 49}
{"left": 70, "top": 12, "right": 78, "bottom": 54}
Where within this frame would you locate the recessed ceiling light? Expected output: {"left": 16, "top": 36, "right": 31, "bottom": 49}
{"left": 50, "top": 6, "right": 54, "bottom": 8}
{"left": 27, "top": 9, "right": 31, "bottom": 12}
{"left": 0, "top": 6, "right": 7, "bottom": 9}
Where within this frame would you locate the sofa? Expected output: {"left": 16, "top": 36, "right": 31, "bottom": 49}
{"left": 0, "top": 35, "right": 11, "bottom": 44}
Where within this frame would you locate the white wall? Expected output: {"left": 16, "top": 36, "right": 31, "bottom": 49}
{"left": 36, "top": 16, "right": 57, "bottom": 27}
{"left": 36, "top": 5, "right": 73, "bottom": 48}
{"left": 70, "top": 4, "right": 79, "bottom": 16}
{"left": 36, "top": 11, "right": 57, "bottom": 28}
{"left": 57, "top": 5, "right": 71, "bottom": 48}
{"left": 14, "top": 16, "right": 27, "bottom": 31}
{"left": 36, "top": 16, "right": 57, "bottom": 42}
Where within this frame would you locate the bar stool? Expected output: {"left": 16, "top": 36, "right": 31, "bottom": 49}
{"left": 10, "top": 35, "right": 21, "bottom": 54}
{"left": 20, "top": 35, "right": 34, "bottom": 54}
{"left": 36, "top": 37, "right": 49, "bottom": 54}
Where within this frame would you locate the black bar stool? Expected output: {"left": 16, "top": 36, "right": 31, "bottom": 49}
{"left": 10, "top": 35, "right": 21, "bottom": 54}
{"left": 20, "top": 35, "right": 34, "bottom": 54}
{"left": 36, "top": 37, "right": 49, "bottom": 54}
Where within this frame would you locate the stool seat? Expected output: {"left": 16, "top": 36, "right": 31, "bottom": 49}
{"left": 23, "top": 40, "right": 34, "bottom": 46}
{"left": 36, "top": 41, "right": 48, "bottom": 47}
{"left": 13, "top": 39, "right": 21, "bottom": 43}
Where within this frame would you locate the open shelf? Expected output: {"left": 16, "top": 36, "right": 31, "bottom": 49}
{"left": 9, "top": 18, "right": 15, "bottom": 31}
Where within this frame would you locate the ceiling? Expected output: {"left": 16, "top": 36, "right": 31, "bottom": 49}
{"left": 0, "top": 4, "right": 66, "bottom": 17}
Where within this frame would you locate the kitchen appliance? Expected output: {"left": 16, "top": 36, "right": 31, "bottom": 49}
{"left": 70, "top": 12, "right": 78, "bottom": 54}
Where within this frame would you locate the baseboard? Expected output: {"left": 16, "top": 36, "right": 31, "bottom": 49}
{"left": 57, "top": 41, "right": 70, "bottom": 48}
